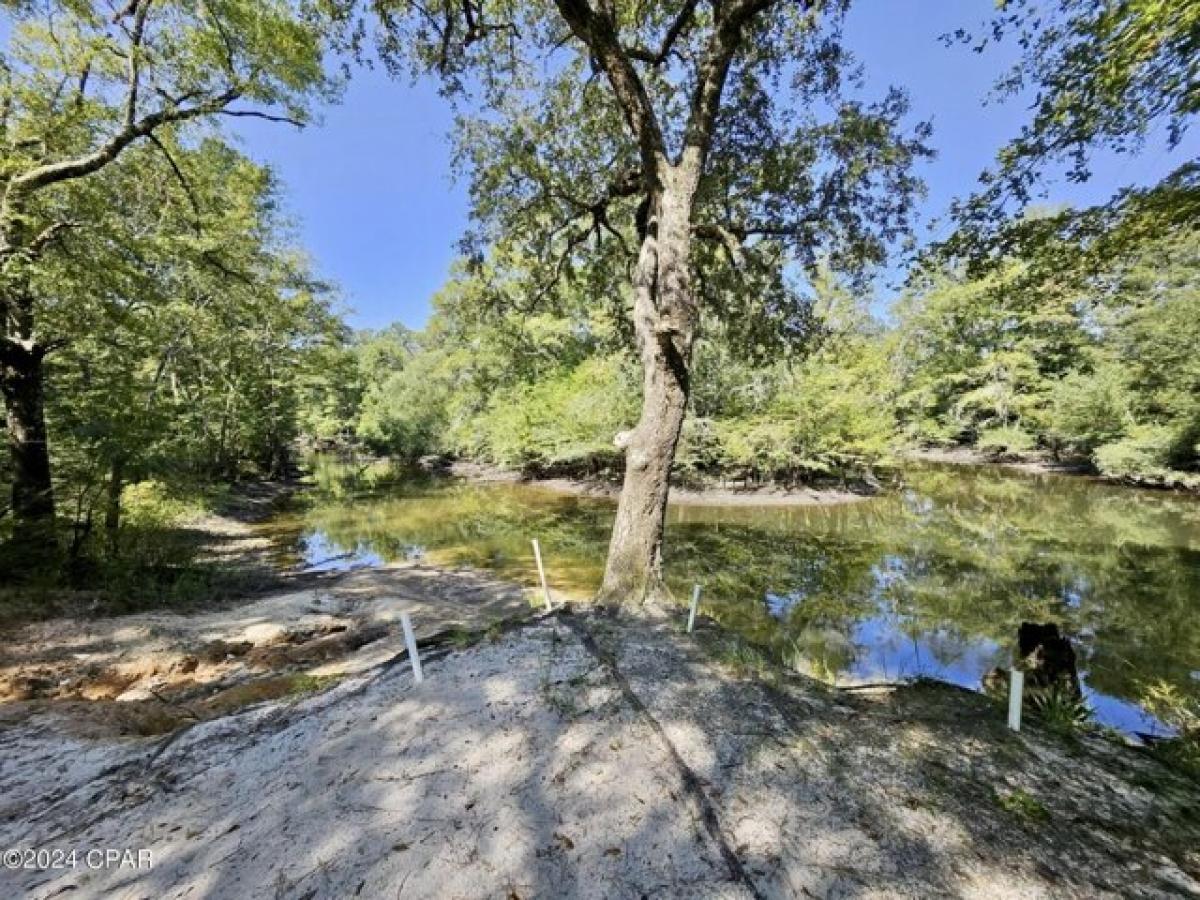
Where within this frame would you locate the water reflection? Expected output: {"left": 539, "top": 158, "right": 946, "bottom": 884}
{"left": 263, "top": 459, "right": 1200, "bottom": 736}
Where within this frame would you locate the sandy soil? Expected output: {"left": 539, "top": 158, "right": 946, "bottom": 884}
{"left": 449, "top": 461, "right": 874, "bottom": 507}
{"left": 902, "top": 447, "right": 1093, "bottom": 477}
{"left": 2, "top": 609, "right": 1197, "bottom": 899}
{"left": 0, "top": 562, "right": 549, "bottom": 737}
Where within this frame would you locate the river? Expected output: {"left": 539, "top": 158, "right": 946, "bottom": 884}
{"left": 262, "top": 459, "right": 1200, "bottom": 736}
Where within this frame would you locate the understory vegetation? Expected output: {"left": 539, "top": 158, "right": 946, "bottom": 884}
{"left": 298, "top": 265, "right": 896, "bottom": 486}
{"left": 299, "top": 225, "right": 1200, "bottom": 490}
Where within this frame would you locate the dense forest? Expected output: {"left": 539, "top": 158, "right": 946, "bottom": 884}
{"left": 299, "top": 222, "right": 1200, "bottom": 490}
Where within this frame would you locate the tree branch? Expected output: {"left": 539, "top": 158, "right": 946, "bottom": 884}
{"left": 218, "top": 109, "right": 306, "bottom": 128}
{"left": 693, "top": 222, "right": 746, "bottom": 270}
{"left": 123, "top": 0, "right": 153, "bottom": 129}
{"left": 146, "top": 132, "right": 202, "bottom": 226}
{"left": 683, "top": 0, "right": 793, "bottom": 167}
{"left": 552, "top": 0, "right": 667, "bottom": 180}
{"left": 200, "top": 0, "right": 239, "bottom": 74}
{"left": 25, "top": 220, "right": 79, "bottom": 258}
{"left": 626, "top": 1, "right": 698, "bottom": 66}
{"left": 0, "top": 220, "right": 79, "bottom": 269}
{"left": 8, "top": 87, "right": 241, "bottom": 198}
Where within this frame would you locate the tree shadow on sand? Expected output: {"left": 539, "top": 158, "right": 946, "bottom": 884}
{"left": 3, "top": 609, "right": 1198, "bottom": 899}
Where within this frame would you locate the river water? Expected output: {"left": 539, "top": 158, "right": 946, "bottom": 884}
{"left": 264, "top": 460, "right": 1200, "bottom": 736}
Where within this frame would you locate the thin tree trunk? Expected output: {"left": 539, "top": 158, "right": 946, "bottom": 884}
{"left": 598, "top": 169, "right": 698, "bottom": 607}
{"left": 1, "top": 339, "right": 55, "bottom": 543}
{"left": 105, "top": 455, "right": 124, "bottom": 555}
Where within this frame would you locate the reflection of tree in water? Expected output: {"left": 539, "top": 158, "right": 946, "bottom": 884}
{"left": 665, "top": 464, "right": 1200, "bottom": 714}
{"left": 872, "top": 467, "right": 1200, "bottom": 711}
{"left": 1074, "top": 547, "right": 1200, "bottom": 707}
{"left": 277, "top": 460, "right": 1200, "bottom": 726}
{"left": 282, "top": 477, "right": 615, "bottom": 593}
{"left": 666, "top": 524, "right": 881, "bottom": 654}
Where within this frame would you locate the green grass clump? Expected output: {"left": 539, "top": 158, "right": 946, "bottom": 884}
{"left": 1139, "top": 680, "right": 1200, "bottom": 780}
{"left": 286, "top": 673, "right": 343, "bottom": 696}
{"left": 995, "top": 788, "right": 1050, "bottom": 823}
{"left": 710, "top": 637, "right": 775, "bottom": 679}
{"left": 1027, "top": 684, "right": 1093, "bottom": 736}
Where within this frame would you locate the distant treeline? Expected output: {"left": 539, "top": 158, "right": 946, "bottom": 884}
{"left": 298, "top": 227, "right": 1200, "bottom": 489}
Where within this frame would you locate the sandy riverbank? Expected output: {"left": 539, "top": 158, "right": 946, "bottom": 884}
{"left": 2, "top": 496, "right": 1198, "bottom": 898}
{"left": 448, "top": 460, "right": 875, "bottom": 507}
{"left": 2, "top": 604, "right": 1197, "bottom": 898}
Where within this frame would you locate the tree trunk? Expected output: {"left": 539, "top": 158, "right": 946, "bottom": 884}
{"left": 1, "top": 339, "right": 55, "bottom": 542}
{"left": 105, "top": 455, "right": 124, "bottom": 555}
{"left": 598, "top": 168, "right": 698, "bottom": 607}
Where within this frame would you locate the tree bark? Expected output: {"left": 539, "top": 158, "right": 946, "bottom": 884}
{"left": 105, "top": 455, "right": 124, "bottom": 555}
{"left": 598, "top": 168, "right": 699, "bottom": 606}
{"left": 1, "top": 338, "right": 56, "bottom": 542}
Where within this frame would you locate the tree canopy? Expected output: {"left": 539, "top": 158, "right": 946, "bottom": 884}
{"left": 371, "top": 0, "right": 931, "bottom": 347}
{"left": 942, "top": 0, "right": 1199, "bottom": 277}
{"left": 1, "top": 0, "right": 339, "bottom": 541}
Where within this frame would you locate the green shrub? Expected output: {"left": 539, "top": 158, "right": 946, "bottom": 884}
{"left": 675, "top": 416, "right": 722, "bottom": 479}
{"left": 121, "top": 480, "right": 209, "bottom": 528}
{"left": 1027, "top": 684, "right": 1092, "bottom": 734}
{"left": 1046, "top": 365, "right": 1132, "bottom": 453}
{"left": 470, "top": 354, "right": 639, "bottom": 471}
{"left": 995, "top": 789, "right": 1050, "bottom": 823}
{"left": 1094, "top": 425, "right": 1175, "bottom": 478}
{"left": 1139, "top": 680, "right": 1200, "bottom": 778}
{"left": 899, "top": 417, "right": 964, "bottom": 448}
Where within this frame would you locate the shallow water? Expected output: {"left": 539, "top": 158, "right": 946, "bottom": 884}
{"left": 264, "top": 460, "right": 1200, "bottom": 736}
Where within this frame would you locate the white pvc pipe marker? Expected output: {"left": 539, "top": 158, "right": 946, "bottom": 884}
{"left": 1008, "top": 669, "right": 1024, "bottom": 732}
{"left": 400, "top": 611, "right": 423, "bottom": 684}
{"left": 532, "top": 538, "right": 553, "bottom": 612}
{"left": 687, "top": 584, "right": 701, "bottom": 633}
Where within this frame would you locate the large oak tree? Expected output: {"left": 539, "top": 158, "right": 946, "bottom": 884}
{"left": 368, "top": 0, "right": 931, "bottom": 604}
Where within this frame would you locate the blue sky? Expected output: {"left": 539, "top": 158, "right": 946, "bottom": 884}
{"left": 230, "top": 1, "right": 1196, "bottom": 331}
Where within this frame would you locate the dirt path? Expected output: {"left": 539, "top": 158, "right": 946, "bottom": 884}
{"left": 2, "top": 610, "right": 1197, "bottom": 899}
